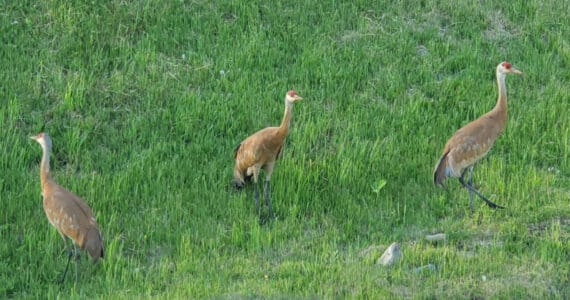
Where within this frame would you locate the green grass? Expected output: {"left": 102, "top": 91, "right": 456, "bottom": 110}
{"left": 1, "top": 0, "right": 569, "bottom": 298}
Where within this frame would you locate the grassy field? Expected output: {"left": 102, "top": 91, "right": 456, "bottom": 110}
{"left": 1, "top": 0, "right": 569, "bottom": 298}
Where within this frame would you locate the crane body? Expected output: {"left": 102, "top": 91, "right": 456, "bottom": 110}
{"left": 434, "top": 62, "right": 522, "bottom": 209}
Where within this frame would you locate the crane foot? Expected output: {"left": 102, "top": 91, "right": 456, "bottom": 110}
{"left": 458, "top": 178, "right": 505, "bottom": 209}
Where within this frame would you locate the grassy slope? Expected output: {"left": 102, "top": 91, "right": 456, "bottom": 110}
{"left": 1, "top": 0, "right": 569, "bottom": 298}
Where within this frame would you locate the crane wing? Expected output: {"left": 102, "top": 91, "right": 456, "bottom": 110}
{"left": 49, "top": 185, "right": 98, "bottom": 227}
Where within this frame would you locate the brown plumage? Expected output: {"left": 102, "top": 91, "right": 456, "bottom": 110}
{"left": 233, "top": 90, "right": 303, "bottom": 221}
{"left": 31, "top": 132, "right": 103, "bottom": 283}
{"left": 433, "top": 62, "right": 522, "bottom": 209}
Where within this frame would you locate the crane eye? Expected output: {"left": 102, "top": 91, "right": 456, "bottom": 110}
{"left": 502, "top": 62, "right": 512, "bottom": 69}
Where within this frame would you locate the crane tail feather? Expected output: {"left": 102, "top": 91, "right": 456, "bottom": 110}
{"left": 433, "top": 150, "right": 450, "bottom": 187}
{"left": 233, "top": 143, "right": 242, "bottom": 159}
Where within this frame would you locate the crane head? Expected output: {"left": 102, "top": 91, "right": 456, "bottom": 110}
{"left": 285, "top": 90, "right": 302, "bottom": 103}
{"left": 497, "top": 61, "right": 522, "bottom": 75}
{"left": 30, "top": 132, "right": 52, "bottom": 149}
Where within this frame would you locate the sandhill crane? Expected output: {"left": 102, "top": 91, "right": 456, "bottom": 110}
{"left": 30, "top": 132, "right": 103, "bottom": 283}
{"left": 233, "top": 90, "right": 303, "bottom": 222}
{"left": 433, "top": 62, "right": 522, "bottom": 209}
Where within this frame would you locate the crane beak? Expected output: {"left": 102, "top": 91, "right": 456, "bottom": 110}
{"left": 295, "top": 95, "right": 303, "bottom": 101}
{"left": 512, "top": 68, "right": 523, "bottom": 75}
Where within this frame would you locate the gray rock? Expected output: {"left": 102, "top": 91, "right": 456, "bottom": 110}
{"left": 425, "top": 233, "right": 446, "bottom": 242}
{"left": 376, "top": 242, "right": 401, "bottom": 266}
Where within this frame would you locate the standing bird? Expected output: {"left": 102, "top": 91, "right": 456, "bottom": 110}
{"left": 30, "top": 132, "right": 104, "bottom": 283}
{"left": 233, "top": 90, "right": 303, "bottom": 221}
{"left": 433, "top": 62, "right": 522, "bottom": 209}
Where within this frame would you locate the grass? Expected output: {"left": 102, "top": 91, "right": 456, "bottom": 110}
{"left": 1, "top": 0, "right": 569, "bottom": 298}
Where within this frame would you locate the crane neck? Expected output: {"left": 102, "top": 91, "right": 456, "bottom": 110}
{"left": 493, "top": 71, "right": 508, "bottom": 114}
{"left": 39, "top": 143, "right": 52, "bottom": 189}
{"left": 277, "top": 100, "right": 294, "bottom": 136}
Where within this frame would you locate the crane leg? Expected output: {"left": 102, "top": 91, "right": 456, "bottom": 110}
{"left": 73, "top": 243, "right": 80, "bottom": 283}
{"left": 466, "top": 166, "right": 474, "bottom": 209}
{"left": 253, "top": 180, "right": 260, "bottom": 216}
{"left": 264, "top": 180, "right": 274, "bottom": 219}
{"left": 59, "top": 235, "right": 72, "bottom": 284}
{"left": 250, "top": 166, "right": 261, "bottom": 217}
{"left": 458, "top": 171, "right": 505, "bottom": 209}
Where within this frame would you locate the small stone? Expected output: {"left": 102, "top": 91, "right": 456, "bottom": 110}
{"left": 414, "top": 264, "right": 436, "bottom": 273}
{"left": 425, "top": 233, "right": 446, "bottom": 242}
{"left": 417, "top": 45, "right": 429, "bottom": 56}
{"left": 376, "top": 242, "right": 401, "bottom": 266}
